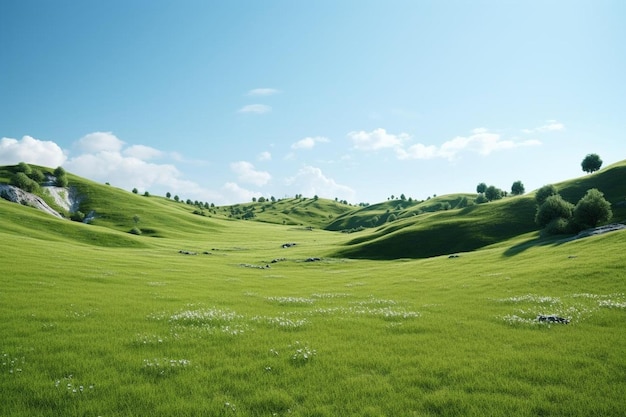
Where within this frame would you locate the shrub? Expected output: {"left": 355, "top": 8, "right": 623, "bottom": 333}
{"left": 535, "top": 184, "right": 558, "bottom": 205}
{"left": 476, "top": 182, "right": 487, "bottom": 194}
{"left": 70, "top": 211, "right": 86, "bottom": 222}
{"left": 11, "top": 172, "right": 39, "bottom": 193}
{"left": 572, "top": 188, "right": 612, "bottom": 230}
{"left": 16, "top": 162, "right": 32, "bottom": 175}
{"left": 130, "top": 227, "right": 142, "bottom": 235}
{"left": 544, "top": 217, "right": 572, "bottom": 235}
{"left": 475, "top": 193, "right": 488, "bottom": 204}
{"left": 535, "top": 195, "right": 574, "bottom": 228}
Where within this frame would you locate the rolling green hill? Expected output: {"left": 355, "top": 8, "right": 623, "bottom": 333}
{"left": 1, "top": 159, "right": 624, "bottom": 258}
{"left": 1, "top": 161, "right": 625, "bottom": 416}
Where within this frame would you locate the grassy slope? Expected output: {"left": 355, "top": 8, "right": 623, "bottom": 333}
{"left": 1, "top": 213, "right": 625, "bottom": 416}
{"left": 333, "top": 160, "right": 626, "bottom": 259}
{"left": 1, "top": 162, "right": 626, "bottom": 416}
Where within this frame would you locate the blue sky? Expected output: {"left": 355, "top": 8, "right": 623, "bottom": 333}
{"left": 1, "top": 1, "right": 624, "bottom": 205}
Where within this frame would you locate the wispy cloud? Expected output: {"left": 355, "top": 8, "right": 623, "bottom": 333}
{"left": 291, "top": 136, "right": 330, "bottom": 150}
{"left": 258, "top": 151, "right": 272, "bottom": 161}
{"left": 397, "top": 129, "right": 541, "bottom": 160}
{"left": 247, "top": 88, "right": 280, "bottom": 96}
{"left": 230, "top": 161, "right": 271, "bottom": 186}
{"left": 347, "top": 128, "right": 409, "bottom": 151}
{"left": 522, "top": 120, "right": 565, "bottom": 134}
{"left": 348, "top": 127, "right": 541, "bottom": 161}
{"left": 238, "top": 104, "right": 272, "bottom": 114}
{"left": 123, "top": 144, "right": 164, "bottom": 160}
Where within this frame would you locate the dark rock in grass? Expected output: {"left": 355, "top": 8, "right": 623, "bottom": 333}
{"left": 536, "top": 314, "right": 570, "bottom": 324}
{"left": 271, "top": 258, "right": 286, "bottom": 263}
{"left": 305, "top": 257, "right": 321, "bottom": 262}
{"left": 448, "top": 254, "right": 460, "bottom": 258}
{"left": 282, "top": 242, "right": 297, "bottom": 248}
{"left": 239, "top": 263, "right": 270, "bottom": 269}
{"left": 179, "top": 250, "right": 197, "bottom": 255}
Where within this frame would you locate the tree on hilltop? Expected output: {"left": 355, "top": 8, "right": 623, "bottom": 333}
{"left": 485, "top": 185, "right": 503, "bottom": 201}
{"left": 511, "top": 181, "right": 525, "bottom": 196}
{"left": 581, "top": 153, "right": 602, "bottom": 174}
{"left": 476, "top": 183, "right": 487, "bottom": 194}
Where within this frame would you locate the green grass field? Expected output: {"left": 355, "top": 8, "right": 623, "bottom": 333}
{"left": 1, "top": 162, "right": 625, "bottom": 416}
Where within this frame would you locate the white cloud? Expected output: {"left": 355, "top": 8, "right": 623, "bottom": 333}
{"left": 397, "top": 129, "right": 541, "bottom": 160}
{"left": 258, "top": 151, "right": 272, "bottom": 161}
{"left": 123, "top": 144, "right": 164, "bottom": 160}
{"left": 238, "top": 104, "right": 272, "bottom": 114}
{"left": 522, "top": 120, "right": 565, "bottom": 134}
{"left": 291, "top": 136, "right": 330, "bottom": 150}
{"left": 348, "top": 128, "right": 409, "bottom": 151}
{"left": 247, "top": 88, "right": 280, "bottom": 96}
{"left": 284, "top": 165, "right": 355, "bottom": 201}
{"left": 221, "top": 182, "right": 262, "bottom": 203}
{"left": 230, "top": 161, "right": 271, "bottom": 186}
{"left": 0, "top": 135, "right": 66, "bottom": 166}
{"left": 74, "top": 131, "right": 124, "bottom": 153}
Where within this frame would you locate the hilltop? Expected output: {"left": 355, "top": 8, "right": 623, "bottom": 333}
{"left": 1, "top": 160, "right": 625, "bottom": 258}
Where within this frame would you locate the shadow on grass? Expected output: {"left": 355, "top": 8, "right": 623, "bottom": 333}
{"left": 502, "top": 234, "right": 574, "bottom": 257}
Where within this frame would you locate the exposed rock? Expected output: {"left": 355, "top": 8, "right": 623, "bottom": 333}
{"left": 305, "top": 257, "right": 321, "bottom": 262}
{"left": 282, "top": 242, "right": 297, "bottom": 248}
{"left": 178, "top": 250, "right": 197, "bottom": 255}
{"left": 0, "top": 184, "right": 64, "bottom": 218}
{"left": 537, "top": 314, "right": 570, "bottom": 324}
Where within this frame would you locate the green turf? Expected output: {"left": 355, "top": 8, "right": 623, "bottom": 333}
{"left": 1, "top": 162, "right": 625, "bottom": 416}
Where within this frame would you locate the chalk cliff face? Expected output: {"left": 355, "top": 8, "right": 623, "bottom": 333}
{"left": 0, "top": 184, "right": 85, "bottom": 220}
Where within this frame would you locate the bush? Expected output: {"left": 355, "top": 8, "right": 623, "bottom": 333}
{"left": 11, "top": 172, "right": 39, "bottom": 193}
{"left": 29, "top": 169, "right": 45, "bottom": 183}
{"left": 475, "top": 193, "right": 488, "bottom": 204}
{"left": 535, "top": 184, "right": 558, "bottom": 205}
{"left": 535, "top": 195, "right": 574, "bottom": 228}
{"left": 544, "top": 217, "right": 572, "bottom": 235}
{"left": 16, "top": 162, "right": 32, "bottom": 175}
{"left": 130, "top": 227, "right": 142, "bottom": 235}
{"left": 70, "top": 211, "right": 86, "bottom": 222}
{"left": 485, "top": 186, "right": 503, "bottom": 201}
{"left": 572, "top": 188, "right": 612, "bottom": 230}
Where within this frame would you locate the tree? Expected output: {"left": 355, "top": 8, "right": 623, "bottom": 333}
{"left": 572, "top": 188, "right": 612, "bottom": 230}
{"left": 476, "top": 183, "right": 487, "bottom": 194}
{"left": 174, "top": 195, "right": 180, "bottom": 202}
{"left": 132, "top": 188, "right": 138, "bottom": 194}
{"left": 166, "top": 192, "right": 171, "bottom": 199}
{"left": 511, "top": 181, "right": 525, "bottom": 196}
{"left": 143, "top": 191, "right": 150, "bottom": 197}
{"left": 535, "top": 184, "right": 558, "bottom": 205}
{"left": 535, "top": 195, "right": 574, "bottom": 228}
{"left": 581, "top": 153, "right": 602, "bottom": 174}
{"left": 485, "top": 185, "right": 503, "bottom": 201}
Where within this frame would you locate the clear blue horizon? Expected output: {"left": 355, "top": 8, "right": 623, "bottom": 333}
{"left": 1, "top": 1, "right": 624, "bottom": 205}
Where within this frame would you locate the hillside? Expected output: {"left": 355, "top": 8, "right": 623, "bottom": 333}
{"left": 331, "top": 160, "right": 626, "bottom": 259}
{"left": 1, "top": 160, "right": 625, "bottom": 258}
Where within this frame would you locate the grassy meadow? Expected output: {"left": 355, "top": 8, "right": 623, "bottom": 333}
{"left": 1, "top": 163, "right": 626, "bottom": 416}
